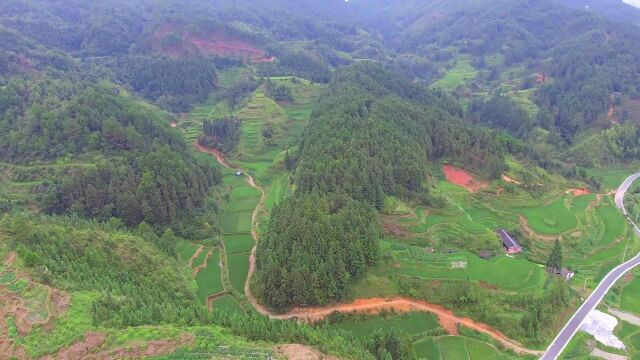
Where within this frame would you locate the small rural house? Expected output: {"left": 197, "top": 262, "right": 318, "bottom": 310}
{"left": 497, "top": 229, "right": 522, "bottom": 254}
{"left": 554, "top": 267, "right": 575, "bottom": 281}
{"left": 236, "top": 171, "right": 243, "bottom": 176}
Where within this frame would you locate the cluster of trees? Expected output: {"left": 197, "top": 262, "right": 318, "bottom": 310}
{"left": 467, "top": 95, "right": 533, "bottom": 137}
{"left": 293, "top": 63, "right": 507, "bottom": 209}
{"left": 254, "top": 193, "right": 380, "bottom": 311}
{"left": 363, "top": 0, "right": 640, "bottom": 152}
{"left": 366, "top": 329, "right": 414, "bottom": 360}
{"left": 0, "top": 75, "right": 221, "bottom": 228}
{"left": 264, "top": 79, "right": 293, "bottom": 102}
{"left": 0, "top": 76, "right": 184, "bottom": 161}
{"left": 115, "top": 55, "right": 217, "bottom": 112}
{"left": 217, "top": 75, "right": 260, "bottom": 109}
{"left": 3, "top": 213, "right": 203, "bottom": 327}
{"left": 200, "top": 117, "right": 242, "bottom": 153}
{"left": 518, "top": 281, "right": 570, "bottom": 342}
{"left": 257, "top": 52, "right": 332, "bottom": 83}
{"left": 41, "top": 146, "right": 220, "bottom": 227}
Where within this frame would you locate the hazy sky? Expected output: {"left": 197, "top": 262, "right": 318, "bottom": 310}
{"left": 623, "top": 0, "right": 640, "bottom": 9}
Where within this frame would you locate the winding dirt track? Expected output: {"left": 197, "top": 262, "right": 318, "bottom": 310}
{"left": 194, "top": 142, "right": 541, "bottom": 356}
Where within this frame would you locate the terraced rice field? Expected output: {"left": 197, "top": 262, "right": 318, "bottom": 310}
{"left": 327, "top": 312, "right": 440, "bottom": 339}
{"left": 376, "top": 242, "right": 547, "bottom": 291}
{"left": 195, "top": 251, "right": 223, "bottom": 303}
{"left": 228, "top": 253, "right": 251, "bottom": 293}
{"left": 433, "top": 56, "right": 477, "bottom": 91}
{"left": 621, "top": 274, "right": 640, "bottom": 314}
{"left": 223, "top": 234, "right": 254, "bottom": 255}
{"left": 517, "top": 195, "right": 577, "bottom": 235}
{"left": 211, "top": 295, "right": 246, "bottom": 316}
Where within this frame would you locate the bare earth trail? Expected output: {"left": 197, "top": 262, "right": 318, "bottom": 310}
{"left": 194, "top": 142, "right": 540, "bottom": 356}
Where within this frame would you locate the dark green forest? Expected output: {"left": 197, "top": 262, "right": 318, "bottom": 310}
{"left": 294, "top": 63, "right": 507, "bottom": 205}
{"left": 254, "top": 194, "right": 381, "bottom": 311}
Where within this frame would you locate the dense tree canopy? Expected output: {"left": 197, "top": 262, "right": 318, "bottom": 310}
{"left": 200, "top": 117, "right": 242, "bottom": 153}
{"left": 254, "top": 193, "right": 380, "bottom": 311}
{"left": 294, "top": 63, "right": 507, "bottom": 209}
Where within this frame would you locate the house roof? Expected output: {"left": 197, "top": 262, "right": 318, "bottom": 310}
{"left": 498, "top": 229, "right": 520, "bottom": 248}
{"left": 560, "top": 267, "right": 574, "bottom": 278}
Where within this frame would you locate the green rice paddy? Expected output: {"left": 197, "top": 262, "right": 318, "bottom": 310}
{"left": 621, "top": 274, "right": 640, "bottom": 314}
{"left": 328, "top": 312, "right": 440, "bottom": 339}
{"left": 211, "top": 295, "right": 246, "bottom": 316}
{"left": 517, "top": 195, "right": 577, "bottom": 235}
{"left": 433, "top": 56, "right": 477, "bottom": 91}
{"left": 228, "top": 253, "right": 251, "bottom": 293}
{"left": 223, "top": 234, "right": 254, "bottom": 255}
{"left": 195, "top": 251, "right": 224, "bottom": 303}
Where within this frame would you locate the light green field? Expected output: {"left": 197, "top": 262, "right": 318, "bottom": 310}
{"left": 211, "top": 295, "right": 246, "bottom": 316}
{"left": 433, "top": 56, "right": 477, "bottom": 91}
{"left": 228, "top": 253, "right": 250, "bottom": 293}
{"left": 508, "top": 89, "right": 539, "bottom": 117}
{"left": 586, "top": 165, "right": 639, "bottom": 189}
{"left": 437, "top": 336, "right": 468, "bottom": 360}
{"left": 220, "top": 211, "right": 253, "bottom": 234}
{"left": 413, "top": 338, "right": 441, "bottom": 359}
{"left": 621, "top": 274, "right": 640, "bottom": 314}
{"left": 195, "top": 251, "right": 223, "bottom": 303}
{"left": 176, "top": 239, "right": 201, "bottom": 263}
{"left": 327, "top": 312, "right": 440, "bottom": 339}
{"left": 217, "top": 67, "right": 253, "bottom": 88}
{"left": 517, "top": 195, "right": 577, "bottom": 235}
{"left": 225, "top": 197, "right": 260, "bottom": 212}
{"left": 223, "top": 234, "right": 254, "bottom": 255}
{"left": 571, "top": 194, "right": 596, "bottom": 217}
{"left": 596, "top": 200, "right": 626, "bottom": 245}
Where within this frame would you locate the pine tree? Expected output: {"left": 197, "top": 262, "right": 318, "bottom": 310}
{"left": 546, "top": 239, "right": 563, "bottom": 271}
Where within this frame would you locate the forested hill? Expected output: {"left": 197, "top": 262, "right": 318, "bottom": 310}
{"left": 295, "top": 63, "right": 506, "bottom": 204}
{"left": 254, "top": 63, "right": 512, "bottom": 312}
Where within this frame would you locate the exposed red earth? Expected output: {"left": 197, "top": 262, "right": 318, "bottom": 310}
{"left": 568, "top": 188, "right": 590, "bottom": 196}
{"left": 153, "top": 24, "right": 274, "bottom": 63}
{"left": 443, "top": 164, "right": 487, "bottom": 192}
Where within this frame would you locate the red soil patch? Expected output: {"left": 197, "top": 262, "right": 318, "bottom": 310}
{"left": 152, "top": 24, "right": 271, "bottom": 62}
{"left": 47, "top": 332, "right": 107, "bottom": 360}
{"left": 443, "top": 165, "right": 487, "bottom": 192}
{"left": 276, "top": 344, "right": 338, "bottom": 360}
{"left": 502, "top": 174, "right": 522, "bottom": 185}
{"left": 569, "top": 188, "right": 590, "bottom": 196}
{"left": 87, "top": 333, "right": 194, "bottom": 359}
{"left": 382, "top": 217, "right": 413, "bottom": 239}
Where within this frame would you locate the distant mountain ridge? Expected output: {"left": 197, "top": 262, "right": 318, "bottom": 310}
{"left": 552, "top": 0, "right": 640, "bottom": 24}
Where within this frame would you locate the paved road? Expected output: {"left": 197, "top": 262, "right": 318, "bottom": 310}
{"left": 541, "top": 172, "right": 640, "bottom": 360}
